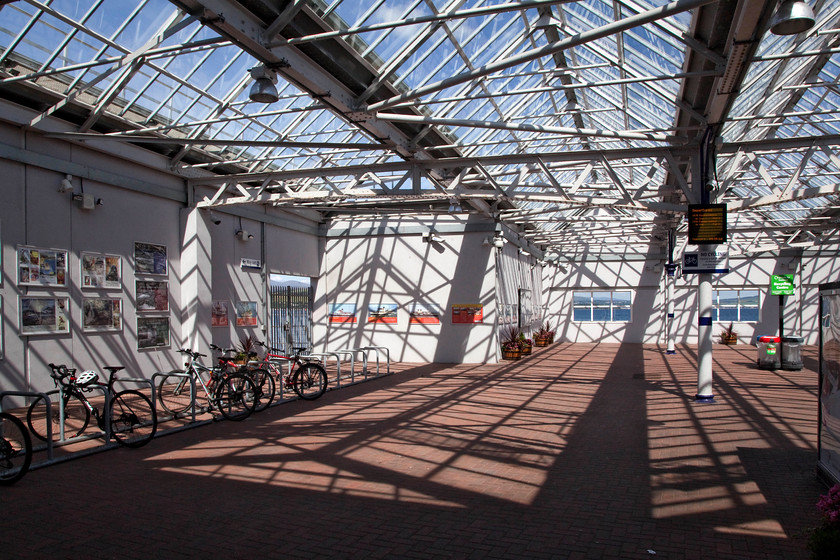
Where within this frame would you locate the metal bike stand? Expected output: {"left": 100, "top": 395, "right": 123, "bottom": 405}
{"left": 303, "top": 351, "right": 345, "bottom": 387}
{"left": 151, "top": 371, "right": 197, "bottom": 423}
{"left": 348, "top": 348, "right": 370, "bottom": 378}
{"left": 112, "top": 376, "right": 157, "bottom": 411}
{"left": 1, "top": 390, "right": 54, "bottom": 461}
{"left": 361, "top": 346, "right": 390, "bottom": 376}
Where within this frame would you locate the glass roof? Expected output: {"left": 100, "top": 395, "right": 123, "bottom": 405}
{"left": 2, "top": 0, "right": 839, "bottom": 259}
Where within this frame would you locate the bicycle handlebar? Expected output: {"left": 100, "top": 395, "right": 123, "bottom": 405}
{"left": 178, "top": 348, "right": 206, "bottom": 358}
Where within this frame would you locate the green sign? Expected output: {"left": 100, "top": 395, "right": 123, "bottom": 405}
{"left": 771, "top": 274, "right": 795, "bottom": 295}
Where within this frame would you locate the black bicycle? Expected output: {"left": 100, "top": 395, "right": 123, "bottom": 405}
{"left": 27, "top": 363, "right": 157, "bottom": 448}
{"left": 0, "top": 411, "right": 31, "bottom": 485}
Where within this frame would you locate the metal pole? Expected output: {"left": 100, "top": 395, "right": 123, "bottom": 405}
{"left": 696, "top": 270, "right": 714, "bottom": 401}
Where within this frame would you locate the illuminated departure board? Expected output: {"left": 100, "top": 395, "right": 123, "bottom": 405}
{"left": 688, "top": 203, "right": 727, "bottom": 244}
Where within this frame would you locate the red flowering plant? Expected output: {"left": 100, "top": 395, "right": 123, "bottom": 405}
{"left": 808, "top": 484, "right": 840, "bottom": 559}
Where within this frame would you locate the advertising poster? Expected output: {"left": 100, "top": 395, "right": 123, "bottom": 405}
{"left": 136, "top": 280, "right": 169, "bottom": 312}
{"left": 82, "top": 298, "right": 122, "bottom": 332}
{"left": 211, "top": 300, "right": 229, "bottom": 327}
{"left": 20, "top": 296, "right": 70, "bottom": 335}
{"left": 368, "top": 303, "right": 398, "bottom": 323}
{"left": 18, "top": 246, "right": 68, "bottom": 288}
{"left": 452, "top": 303, "right": 483, "bottom": 324}
{"left": 134, "top": 242, "right": 168, "bottom": 276}
{"left": 236, "top": 301, "right": 258, "bottom": 326}
{"left": 137, "top": 316, "right": 170, "bottom": 349}
{"left": 409, "top": 303, "right": 441, "bottom": 324}
{"left": 81, "top": 252, "right": 121, "bottom": 289}
{"left": 329, "top": 303, "right": 357, "bottom": 323}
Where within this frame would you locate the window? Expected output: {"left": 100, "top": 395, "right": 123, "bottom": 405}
{"left": 712, "top": 290, "right": 759, "bottom": 322}
{"left": 573, "top": 291, "right": 632, "bottom": 322}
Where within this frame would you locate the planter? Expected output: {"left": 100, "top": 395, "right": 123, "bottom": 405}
{"left": 720, "top": 335, "right": 738, "bottom": 345}
{"left": 534, "top": 336, "right": 549, "bottom": 347}
{"left": 501, "top": 348, "right": 521, "bottom": 360}
{"left": 521, "top": 343, "right": 532, "bottom": 356}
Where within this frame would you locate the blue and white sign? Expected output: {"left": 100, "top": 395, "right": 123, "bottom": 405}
{"left": 240, "top": 258, "right": 261, "bottom": 270}
{"left": 683, "top": 249, "right": 729, "bottom": 274}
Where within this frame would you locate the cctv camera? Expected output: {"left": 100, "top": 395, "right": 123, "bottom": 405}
{"left": 207, "top": 210, "right": 221, "bottom": 225}
{"left": 493, "top": 237, "right": 505, "bottom": 249}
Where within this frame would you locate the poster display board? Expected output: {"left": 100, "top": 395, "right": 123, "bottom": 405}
{"left": 452, "top": 304, "right": 483, "bottom": 324}
{"left": 81, "top": 252, "right": 121, "bottom": 289}
{"left": 329, "top": 303, "right": 357, "bottom": 323}
{"left": 137, "top": 316, "right": 170, "bottom": 349}
{"left": 82, "top": 298, "right": 122, "bottom": 332}
{"left": 409, "top": 303, "right": 441, "bottom": 325}
{"left": 819, "top": 282, "right": 840, "bottom": 484}
{"left": 368, "top": 303, "right": 398, "bottom": 323}
{"left": 20, "top": 296, "right": 70, "bottom": 335}
{"left": 18, "top": 246, "right": 68, "bottom": 287}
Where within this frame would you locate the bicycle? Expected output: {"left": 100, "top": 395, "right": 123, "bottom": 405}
{"left": 27, "top": 364, "right": 157, "bottom": 448}
{"left": 156, "top": 347, "right": 258, "bottom": 421}
{"left": 0, "top": 411, "right": 32, "bottom": 485}
{"left": 252, "top": 340, "right": 328, "bottom": 401}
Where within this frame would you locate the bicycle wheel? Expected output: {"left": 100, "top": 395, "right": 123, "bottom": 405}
{"left": 157, "top": 372, "right": 194, "bottom": 415}
{"left": 248, "top": 368, "right": 275, "bottom": 412}
{"left": 213, "top": 374, "right": 256, "bottom": 421}
{"left": 109, "top": 390, "right": 157, "bottom": 448}
{"left": 0, "top": 412, "right": 32, "bottom": 485}
{"left": 292, "top": 363, "right": 328, "bottom": 400}
{"left": 26, "top": 390, "right": 90, "bottom": 442}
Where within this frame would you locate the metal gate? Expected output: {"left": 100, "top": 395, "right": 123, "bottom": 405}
{"left": 268, "top": 284, "right": 313, "bottom": 352}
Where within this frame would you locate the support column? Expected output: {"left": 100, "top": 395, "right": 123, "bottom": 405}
{"left": 696, "top": 269, "right": 714, "bottom": 401}
{"left": 665, "top": 266, "right": 677, "bottom": 354}
{"left": 180, "top": 207, "right": 213, "bottom": 351}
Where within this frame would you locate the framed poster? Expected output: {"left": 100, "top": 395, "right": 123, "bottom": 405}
{"left": 18, "top": 246, "right": 68, "bottom": 288}
{"left": 81, "top": 252, "right": 121, "bottom": 289}
{"left": 20, "top": 296, "right": 70, "bottom": 335}
{"left": 235, "top": 301, "right": 258, "bottom": 326}
{"left": 134, "top": 242, "right": 167, "bottom": 276}
{"left": 452, "top": 303, "right": 483, "bottom": 324}
{"left": 329, "top": 303, "right": 357, "bottom": 323}
{"left": 368, "top": 303, "right": 398, "bottom": 323}
{"left": 82, "top": 298, "right": 122, "bottom": 332}
{"left": 409, "top": 303, "right": 442, "bottom": 325}
{"left": 136, "top": 280, "right": 169, "bottom": 312}
{"left": 211, "top": 300, "right": 229, "bottom": 327}
{"left": 137, "top": 316, "right": 170, "bottom": 349}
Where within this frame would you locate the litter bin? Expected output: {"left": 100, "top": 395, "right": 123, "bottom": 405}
{"left": 781, "top": 336, "right": 804, "bottom": 371}
{"left": 756, "top": 336, "right": 781, "bottom": 370}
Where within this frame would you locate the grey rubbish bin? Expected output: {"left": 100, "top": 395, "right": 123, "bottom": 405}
{"left": 756, "top": 336, "right": 781, "bottom": 370}
{"left": 781, "top": 336, "right": 804, "bottom": 370}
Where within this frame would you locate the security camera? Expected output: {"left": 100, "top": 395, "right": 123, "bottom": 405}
{"left": 207, "top": 210, "right": 221, "bottom": 225}
{"left": 493, "top": 237, "right": 505, "bottom": 249}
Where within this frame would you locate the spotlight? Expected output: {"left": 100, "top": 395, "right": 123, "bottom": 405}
{"left": 59, "top": 174, "right": 73, "bottom": 193}
{"left": 422, "top": 232, "right": 443, "bottom": 244}
{"left": 248, "top": 65, "right": 279, "bottom": 103}
{"left": 207, "top": 210, "right": 221, "bottom": 225}
{"left": 770, "top": 1, "right": 816, "bottom": 35}
{"left": 493, "top": 236, "right": 505, "bottom": 249}
{"left": 447, "top": 197, "right": 462, "bottom": 213}
{"left": 236, "top": 229, "right": 254, "bottom": 241}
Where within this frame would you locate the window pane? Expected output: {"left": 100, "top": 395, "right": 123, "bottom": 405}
{"left": 574, "top": 308, "right": 591, "bottom": 321}
{"left": 740, "top": 308, "right": 759, "bottom": 321}
{"left": 719, "top": 308, "right": 738, "bottom": 321}
{"left": 718, "top": 291, "right": 739, "bottom": 306}
{"left": 613, "top": 308, "right": 631, "bottom": 322}
{"left": 592, "top": 292, "right": 611, "bottom": 306}
{"left": 573, "top": 292, "right": 592, "bottom": 306}
{"left": 593, "top": 307, "right": 610, "bottom": 321}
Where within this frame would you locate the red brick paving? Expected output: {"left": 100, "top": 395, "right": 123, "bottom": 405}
{"left": 0, "top": 343, "right": 827, "bottom": 559}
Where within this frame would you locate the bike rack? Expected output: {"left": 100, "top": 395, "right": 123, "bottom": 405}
{"left": 151, "top": 371, "right": 197, "bottom": 423}
{"left": 302, "top": 351, "right": 352, "bottom": 387}
{"left": 0, "top": 390, "right": 54, "bottom": 461}
{"left": 360, "top": 346, "right": 390, "bottom": 376}
{"left": 112, "top": 375, "right": 156, "bottom": 413}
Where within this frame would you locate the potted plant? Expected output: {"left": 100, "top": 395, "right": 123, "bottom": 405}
{"left": 807, "top": 484, "right": 840, "bottom": 559}
{"left": 719, "top": 322, "right": 738, "bottom": 345}
{"left": 534, "top": 323, "right": 551, "bottom": 346}
{"left": 519, "top": 332, "right": 533, "bottom": 356}
{"left": 500, "top": 326, "right": 523, "bottom": 360}
{"left": 235, "top": 333, "right": 260, "bottom": 364}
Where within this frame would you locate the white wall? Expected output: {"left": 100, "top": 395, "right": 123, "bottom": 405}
{"left": 313, "top": 215, "right": 500, "bottom": 363}
{"left": 542, "top": 250, "right": 840, "bottom": 345}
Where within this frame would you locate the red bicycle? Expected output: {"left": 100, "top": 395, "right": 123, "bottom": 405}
{"left": 250, "top": 341, "right": 328, "bottom": 400}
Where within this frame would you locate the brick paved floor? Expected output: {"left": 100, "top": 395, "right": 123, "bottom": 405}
{"left": 0, "top": 343, "right": 827, "bottom": 559}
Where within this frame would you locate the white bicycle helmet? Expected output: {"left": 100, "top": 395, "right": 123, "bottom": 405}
{"left": 75, "top": 370, "right": 99, "bottom": 387}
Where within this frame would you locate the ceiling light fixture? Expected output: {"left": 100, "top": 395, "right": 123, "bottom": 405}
{"left": 770, "top": 1, "right": 816, "bottom": 35}
{"left": 248, "top": 65, "right": 279, "bottom": 103}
